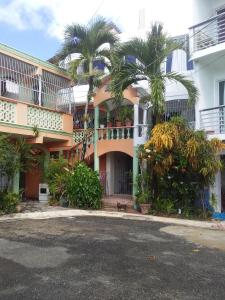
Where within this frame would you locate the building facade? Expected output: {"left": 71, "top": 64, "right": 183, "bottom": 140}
{"left": 0, "top": 43, "right": 74, "bottom": 199}
{"left": 190, "top": 0, "right": 225, "bottom": 212}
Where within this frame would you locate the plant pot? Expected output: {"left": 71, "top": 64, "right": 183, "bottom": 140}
{"left": 100, "top": 124, "right": 105, "bottom": 129}
{"left": 140, "top": 203, "right": 151, "bottom": 214}
{"left": 116, "top": 121, "right": 122, "bottom": 127}
{"left": 125, "top": 120, "right": 132, "bottom": 126}
{"left": 107, "top": 122, "right": 113, "bottom": 127}
{"left": 16, "top": 204, "right": 23, "bottom": 213}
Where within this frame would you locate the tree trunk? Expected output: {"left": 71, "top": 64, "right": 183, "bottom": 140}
{"left": 82, "top": 60, "right": 93, "bottom": 160}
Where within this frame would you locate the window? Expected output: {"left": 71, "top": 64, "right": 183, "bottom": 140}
{"left": 219, "top": 81, "right": 225, "bottom": 106}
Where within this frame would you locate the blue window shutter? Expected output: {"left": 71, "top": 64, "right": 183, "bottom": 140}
{"left": 93, "top": 59, "right": 105, "bottom": 71}
{"left": 125, "top": 55, "right": 136, "bottom": 64}
{"left": 187, "top": 59, "right": 194, "bottom": 71}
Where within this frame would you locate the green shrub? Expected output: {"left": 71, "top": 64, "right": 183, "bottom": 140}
{"left": 67, "top": 162, "right": 102, "bottom": 209}
{"left": 150, "top": 197, "right": 176, "bottom": 215}
{"left": 45, "top": 156, "right": 69, "bottom": 201}
{"left": 0, "top": 192, "right": 19, "bottom": 214}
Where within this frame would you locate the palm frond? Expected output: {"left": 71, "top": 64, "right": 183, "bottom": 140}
{"left": 164, "top": 72, "right": 199, "bottom": 104}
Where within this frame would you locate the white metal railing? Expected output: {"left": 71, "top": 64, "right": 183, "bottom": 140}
{"left": 0, "top": 53, "right": 73, "bottom": 112}
{"left": 200, "top": 105, "right": 225, "bottom": 134}
{"left": 190, "top": 12, "right": 225, "bottom": 52}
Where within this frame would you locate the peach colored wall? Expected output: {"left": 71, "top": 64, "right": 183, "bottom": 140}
{"left": 16, "top": 102, "right": 28, "bottom": 125}
{"left": 97, "top": 139, "right": 134, "bottom": 157}
{"left": 25, "top": 165, "right": 42, "bottom": 199}
{"left": 62, "top": 114, "right": 73, "bottom": 133}
{"left": 94, "top": 79, "right": 139, "bottom": 107}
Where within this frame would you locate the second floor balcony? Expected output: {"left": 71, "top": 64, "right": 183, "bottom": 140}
{"left": 190, "top": 11, "right": 225, "bottom": 59}
{"left": 0, "top": 48, "right": 73, "bottom": 113}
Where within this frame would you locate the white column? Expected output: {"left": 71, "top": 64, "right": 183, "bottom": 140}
{"left": 211, "top": 170, "right": 221, "bottom": 213}
{"left": 37, "top": 68, "right": 42, "bottom": 107}
{"left": 143, "top": 107, "right": 148, "bottom": 140}
{"left": 143, "top": 108, "right": 147, "bottom": 125}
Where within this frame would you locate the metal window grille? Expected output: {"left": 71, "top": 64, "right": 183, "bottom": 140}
{"left": 0, "top": 53, "right": 73, "bottom": 113}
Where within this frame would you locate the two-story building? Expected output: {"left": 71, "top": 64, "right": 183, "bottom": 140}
{"left": 0, "top": 43, "right": 74, "bottom": 200}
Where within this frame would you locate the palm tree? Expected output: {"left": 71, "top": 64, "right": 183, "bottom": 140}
{"left": 50, "top": 16, "right": 119, "bottom": 130}
{"left": 110, "top": 23, "right": 198, "bottom": 127}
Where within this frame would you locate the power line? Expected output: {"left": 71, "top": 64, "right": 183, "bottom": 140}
{"left": 88, "top": 0, "right": 105, "bottom": 24}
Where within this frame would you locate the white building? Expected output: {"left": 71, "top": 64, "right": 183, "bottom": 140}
{"left": 190, "top": 0, "right": 225, "bottom": 213}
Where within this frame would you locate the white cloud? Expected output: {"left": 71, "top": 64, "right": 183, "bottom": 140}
{"left": 0, "top": 0, "right": 193, "bottom": 40}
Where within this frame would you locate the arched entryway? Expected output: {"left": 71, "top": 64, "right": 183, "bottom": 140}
{"left": 99, "top": 151, "right": 133, "bottom": 196}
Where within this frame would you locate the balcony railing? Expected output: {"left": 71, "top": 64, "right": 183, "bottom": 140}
{"left": 98, "top": 126, "right": 134, "bottom": 140}
{"left": 0, "top": 97, "right": 71, "bottom": 133}
{"left": 190, "top": 12, "right": 225, "bottom": 52}
{"left": 73, "top": 125, "right": 150, "bottom": 144}
{"left": 73, "top": 129, "right": 94, "bottom": 144}
{"left": 200, "top": 105, "right": 225, "bottom": 134}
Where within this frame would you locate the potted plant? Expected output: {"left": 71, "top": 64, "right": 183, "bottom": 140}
{"left": 107, "top": 114, "right": 113, "bottom": 127}
{"left": 115, "top": 109, "right": 122, "bottom": 127}
{"left": 124, "top": 106, "right": 133, "bottom": 126}
{"left": 137, "top": 192, "right": 151, "bottom": 214}
{"left": 117, "top": 106, "right": 133, "bottom": 126}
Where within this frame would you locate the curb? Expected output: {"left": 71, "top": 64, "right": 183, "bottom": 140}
{"left": 0, "top": 208, "right": 224, "bottom": 230}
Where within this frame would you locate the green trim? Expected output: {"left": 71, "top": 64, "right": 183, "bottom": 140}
{"left": 0, "top": 43, "right": 69, "bottom": 77}
{"left": 0, "top": 121, "right": 73, "bottom": 137}
{"left": 94, "top": 106, "right": 99, "bottom": 172}
{"left": 132, "top": 145, "right": 139, "bottom": 197}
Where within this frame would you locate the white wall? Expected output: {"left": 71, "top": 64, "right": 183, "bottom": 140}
{"left": 194, "top": 54, "right": 225, "bottom": 128}
{"left": 165, "top": 49, "right": 192, "bottom": 101}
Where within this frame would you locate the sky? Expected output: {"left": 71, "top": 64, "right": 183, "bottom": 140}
{"left": 0, "top": 0, "right": 193, "bottom": 61}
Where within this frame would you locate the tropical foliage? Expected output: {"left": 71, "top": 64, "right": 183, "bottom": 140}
{"left": 66, "top": 162, "right": 102, "bottom": 209}
{"left": 140, "top": 117, "right": 225, "bottom": 216}
{"left": 0, "top": 134, "right": 38, "bottom": 191}
{"left": 45, "top": 156, "right": 69, "bottom": 202}
{"left": 0, "top": 192, "right": 19, "bottom": 214}
{"left": 110, "top": 23, "right": 198, "bottom": 127}
{"left": 51, "top": 16, "right": 119, "bottom": 129}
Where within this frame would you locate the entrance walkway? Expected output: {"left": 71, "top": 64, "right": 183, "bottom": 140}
{"left": 102, "top": 195, "right": 137, "bottom": 213}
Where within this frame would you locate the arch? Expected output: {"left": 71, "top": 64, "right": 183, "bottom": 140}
{"left": 97, "top": 139, "right": 134, "bottom": 157}
{"left": 94, "top": 80, "right": 139, "bottom": 107}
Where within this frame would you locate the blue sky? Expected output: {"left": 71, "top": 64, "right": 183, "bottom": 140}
{"left": 0, "top": 0, "right": 193, "bottom": 62}
{"left": 0, "top": 22, "right": 60, "bottom": 60}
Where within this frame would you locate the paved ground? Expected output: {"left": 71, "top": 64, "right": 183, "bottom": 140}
{"left": 0, "top": 216, "right": 225, "bottom": 300}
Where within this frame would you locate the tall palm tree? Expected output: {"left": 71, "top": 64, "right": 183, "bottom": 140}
{"left": 50, "top": 16, "right": 119, "bottom": 130}
{"left": 110, "top": 23, "right": 198, "bottom": 127}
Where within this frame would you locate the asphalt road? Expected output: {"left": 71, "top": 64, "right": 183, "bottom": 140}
{"left": 0, "top": 216, "right": 225, "bottom": 300}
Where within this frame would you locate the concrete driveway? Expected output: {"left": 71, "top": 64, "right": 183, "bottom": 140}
{"left": 0, "top": 216, "right": 225, "bottom": 300}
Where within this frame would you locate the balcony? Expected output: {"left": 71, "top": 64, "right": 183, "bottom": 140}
{"left": 190, "top": 12, "right": 225, "bottom": 59}
{"left": 200, "top": 105, "right": 225, "bottom": 136}
{"left": 0, "top": 51, "right": 73, "bottom": 112}
{"left": 0, "top": 97, "right": 73, "bottom": 144}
